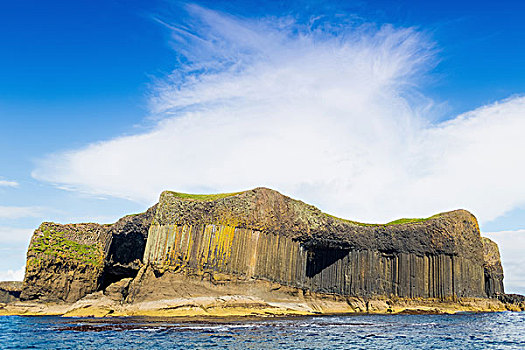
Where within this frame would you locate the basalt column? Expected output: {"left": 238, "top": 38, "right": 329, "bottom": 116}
{"left": 144, "top": 223, "right": 485, "bottom": 298}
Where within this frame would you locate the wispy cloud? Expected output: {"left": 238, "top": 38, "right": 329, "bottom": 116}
{"left": 0, "top": 227, "right": 34, "bottom": 244}
{"left": 0, "top": 180, "right": 18, "bottom": 188}
{"left": 484, "top": 230, "right": 525, "bottom": 294}
{"left": 0, "top": 206, "right": 43, "bottom": 219}
{"left": 32, "top": 6, "right": 525, "bottom": 227}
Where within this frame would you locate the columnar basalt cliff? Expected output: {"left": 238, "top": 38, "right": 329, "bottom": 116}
{"left": 144, "top": 188, "right": 493, "bottom": 299}
{"left": 10, "top": 187, "right": 521, "bottom": 316}
{"left": 482, "top": 237, "right": 504, "bottom": 297}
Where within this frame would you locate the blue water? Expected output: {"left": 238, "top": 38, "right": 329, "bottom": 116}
{"left": 0, "top": 312, "right": 524, "bottom": 349}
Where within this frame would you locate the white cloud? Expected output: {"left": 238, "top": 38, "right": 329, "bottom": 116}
{"left": 0, "top": 228, "right": 33, "bottom": 282}
{"left": 0, "top": 180, "right": 18, "bottom": 188}
{"left": 32, "top": 6, "right": 525, "bottom": 227}
{"left": 0, "top": 206, "right": 43, "bottom": 219}
{"left": 0, "top": 267, "right": 24, "bottom": 281}
{"left": 483, "top": 230, "right": 525, "bottom": 295}
{"left": 0, "top": 227, "right": 34, "bottom": 244}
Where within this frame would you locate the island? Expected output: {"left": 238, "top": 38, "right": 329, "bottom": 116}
{"left": 1, "top": 187, "right": 524, "bottom": 317}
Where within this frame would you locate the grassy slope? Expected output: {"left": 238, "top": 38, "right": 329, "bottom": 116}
{"left": 165, "top": 191, "right": 245, "bottom": 201}
{"left": 166, "top": 190, "right": 446, "bottom": 227}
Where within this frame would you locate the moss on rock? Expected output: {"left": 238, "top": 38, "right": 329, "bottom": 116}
{"left": 29, "top": 227, "right": 104, "bottom": 267}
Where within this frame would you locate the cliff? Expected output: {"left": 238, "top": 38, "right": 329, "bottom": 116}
{"left": 143, "top": 188, "right": 491, "bottom": 299}
{"left": 6, "top": 187, "right": 522, "bottom": 316}
{"left": 21, "top": 222, "right": 108, "bottom": 302}
{"left": 21, "top": 206, "right": 156, "bottom": 302}
{"left": 482, "top": 237, "right": 504, "bottom": 297}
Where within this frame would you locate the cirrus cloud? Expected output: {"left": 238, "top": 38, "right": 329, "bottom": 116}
{"left": 32, "top": 5, "right": 525, "bottom": 226}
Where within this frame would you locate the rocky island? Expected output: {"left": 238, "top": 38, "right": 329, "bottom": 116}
{"left": 1, "top": 187, "right": 524, "bottom": 317}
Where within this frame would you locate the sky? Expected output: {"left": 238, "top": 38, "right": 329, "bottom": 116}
{"left": 1, "top": 0, "right": 524, "bottom": 293}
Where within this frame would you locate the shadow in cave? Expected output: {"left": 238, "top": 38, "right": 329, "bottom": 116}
{"left": 100, "top": 265, "right": 139, "bottom": 291}
{"left": 306, "top": 248, "right": 350, "bottom": 278}
{"left": 99, "top": 231, "right": 147, "bottom": 290}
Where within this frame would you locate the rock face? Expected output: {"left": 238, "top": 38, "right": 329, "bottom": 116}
{"left": 19, "top": 187, "right": 510, "bottom": 306}
{"left": 20, "top": 207, "right": 156, "bottom": 302}
{"left": 102, "top": 205, "right": 157, "bottom": 289}
{"left": 0, "top": 282, "right": 22, "bottom": 303}
{"left": 21, "top": 222, "right": 108, "bottom": 302}
{"left": 482, "top": 237, "right": 504, "bottom": 296}
{"left": 498, "top": 293, "right": 525, "bottom": 310}
{"left": 145, "top": 188, "right": 489, "bottom": 299}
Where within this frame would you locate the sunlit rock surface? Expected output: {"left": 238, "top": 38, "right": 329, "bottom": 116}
{"left": 144, "top": 188, "right": 493, "bottom": 299}
{"left": 9, "top": 187, "right": 521, "bottom": 316}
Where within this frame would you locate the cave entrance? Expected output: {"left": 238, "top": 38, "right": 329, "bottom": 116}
{"left": 99, "top": 230, "right": 148, "bottom": 291}
{"left": 305, "top": 247, "right": 350, "bottom": 277}
{"left": 99, "top": 265, "right": 139, "bottom": 291}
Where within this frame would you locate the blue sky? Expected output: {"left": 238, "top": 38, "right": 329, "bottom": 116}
{"left": 1, "top": 0, "right": 524, "bottom": 292}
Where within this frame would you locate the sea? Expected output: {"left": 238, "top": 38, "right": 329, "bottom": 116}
{"left": 0, "top": 312, "right": 524, "bottom": 349}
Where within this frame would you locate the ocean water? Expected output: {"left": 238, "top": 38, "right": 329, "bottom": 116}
{"left": 0, "top": 312, "right": 524, "bottom": 349}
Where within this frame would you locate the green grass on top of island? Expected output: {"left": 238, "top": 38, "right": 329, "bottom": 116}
{"left": 163, "top": 188, "right": 447, "bottom": 227}
{"left": 164, "top": 190, "right": 245, "bottom": 201}
{"left": 324, "top": 213, "right": 445, "bottom": 227}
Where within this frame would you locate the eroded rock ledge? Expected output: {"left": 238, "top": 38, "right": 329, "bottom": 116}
{"left": 2, "top": 187, "right": 522, "bottom": 316}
